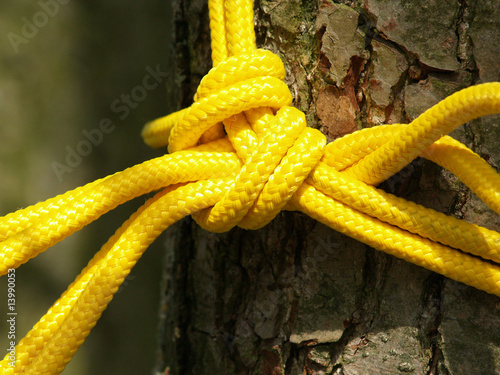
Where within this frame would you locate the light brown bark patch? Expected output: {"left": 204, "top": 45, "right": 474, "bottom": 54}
{"left": 316, "top": 86, "right": 358, "bottom": 140}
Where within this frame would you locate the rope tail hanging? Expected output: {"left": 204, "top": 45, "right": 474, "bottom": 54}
{"left": 1, "top": 0, "right": 500, "bottom": 373}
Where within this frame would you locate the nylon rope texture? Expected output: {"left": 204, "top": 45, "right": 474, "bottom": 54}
{"left": 1, "top": 0, "right": 500, "bottom": 373}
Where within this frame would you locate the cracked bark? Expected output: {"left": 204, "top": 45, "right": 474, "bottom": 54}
{"left": 156, "top": 1, "right": 500, "bottom": 374}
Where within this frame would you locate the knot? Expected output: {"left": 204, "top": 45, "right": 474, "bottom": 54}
{"left": 143, "top": 49, "right": 326, "bottom": 232}
{"left": 193, "top": 107, "right": 325, "bottom": 232}
{"left": 141, "top": 41, "right": 500, "bottom": 295}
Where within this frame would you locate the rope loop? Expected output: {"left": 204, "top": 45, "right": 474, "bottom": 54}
{"left": 141, "top": 49, "right": 292, "bottom": 152}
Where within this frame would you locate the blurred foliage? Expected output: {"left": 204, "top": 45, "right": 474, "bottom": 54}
{"left": 0, "top": 1, "right": 173, "bottom": 373}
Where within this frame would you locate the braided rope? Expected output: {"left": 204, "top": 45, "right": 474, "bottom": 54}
{"left": 1, "top": 0, "right": 499, "bottom": 373}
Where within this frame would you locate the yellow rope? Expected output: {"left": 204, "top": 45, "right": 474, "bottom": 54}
{"left": 1, "top": 0, "right": 499, "bottom": 373}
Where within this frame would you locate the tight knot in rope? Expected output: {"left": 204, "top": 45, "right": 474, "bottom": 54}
{"left": 143, "top": 49, "right": 326, "bottom": 232}
{"left": 141, "top": 42, "right": 500, "bottom": 298}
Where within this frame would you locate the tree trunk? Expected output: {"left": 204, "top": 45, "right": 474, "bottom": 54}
{"left": 156, "top": 0, "right": 500, "bottom": 374}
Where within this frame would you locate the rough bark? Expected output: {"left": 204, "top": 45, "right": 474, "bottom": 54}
{"left": 156, "top": 0, "right": 500, "bottom": 374}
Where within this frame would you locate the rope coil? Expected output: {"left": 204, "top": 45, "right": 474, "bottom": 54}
{"left": 1, "top": 0, "right": 499, "bottom": 373}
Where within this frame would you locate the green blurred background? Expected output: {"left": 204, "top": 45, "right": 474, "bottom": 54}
{"left": 0, "top": 1, "right": 174, "bottom": 373}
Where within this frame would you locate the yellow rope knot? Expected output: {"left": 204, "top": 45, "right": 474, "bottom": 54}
{"left": 140, "top": 41, "right": 500, "bottom": 292}
{"left": 1, "top": 0, "right": 500, "bottom": 373}
{"left": 139, "top": 26, "right": 500, "bottom": 297}
{"left": 144, "top": 48, "right": 326, "bottom": 232}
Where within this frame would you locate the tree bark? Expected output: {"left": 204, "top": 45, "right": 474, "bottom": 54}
{"left": 156, "top": 0, "right": 500, "bottom": 374}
